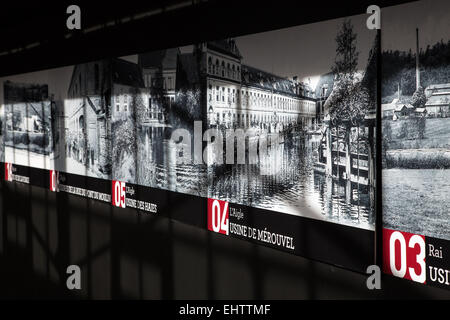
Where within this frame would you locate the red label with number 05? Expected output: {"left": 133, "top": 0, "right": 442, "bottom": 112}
{"left": 112, "top": 180, "right": 126, "bottom": 208}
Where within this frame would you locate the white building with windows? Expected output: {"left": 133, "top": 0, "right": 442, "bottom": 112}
{"left": 194, "top": 39, "right": 317, "bottom": 132}
{"left": 425, "top": 83, "right": 450, "bottom": 117}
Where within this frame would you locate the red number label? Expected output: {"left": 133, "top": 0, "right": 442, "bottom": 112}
{"left": 207, "top": 198, "right": 229, "bottom": 235}
{"left": 49, "top": 170, "right": 59, "bottom": 192}
{"left": 383, "top": 229, "right": 426, "bottom": 283}
{"left": 4, "top": 163, "right": 12, "bottom": 182}
{"left": 112, "top": 180, "right": 126, "bottom": 208}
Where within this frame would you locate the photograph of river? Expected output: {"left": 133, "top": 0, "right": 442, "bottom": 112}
{"left": 382, "top": 0, "right": 450, "bottom": 240}
{"left": 208, "top": 135, "right": 374, "bottom": 229}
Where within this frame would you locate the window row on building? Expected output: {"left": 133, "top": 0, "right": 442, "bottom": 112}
{"left": 114, "top": 90, "right": 129, "bottom": 113}
{"left": 143, "top": 73, "right": 175, "bottom": 91}
{"left": 213, "top": 110, "right": 302, "bottom": 124}
{"left": 207, "top": 55, "right": 241, "bottom": 82}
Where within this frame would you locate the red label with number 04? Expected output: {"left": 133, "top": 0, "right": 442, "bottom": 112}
{"left": 207, "top": 198, "right": 229, "bottom": 235}
{"left": 383, "top": 228, "right": 426, "bottom": 283}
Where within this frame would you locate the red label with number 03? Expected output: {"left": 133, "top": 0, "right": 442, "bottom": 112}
{"left": 383, "top": 228, "right": 426, "bottom": 283}
{"left": 207, "top": 198, "right": 229, "bottom": 235}
{"left": 112, "top": 180, "right": 126, "bottom": 208}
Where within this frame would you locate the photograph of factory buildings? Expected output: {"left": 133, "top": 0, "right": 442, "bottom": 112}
{"left": 382, "top": 0, "right": 450, "bottom": 241}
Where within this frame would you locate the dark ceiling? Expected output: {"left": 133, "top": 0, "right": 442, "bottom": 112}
{"left": 0, "top": 0, "right": 416, "bottom": 76}
{"left": 0, "top": 1, "right": 188, "bottom": 53}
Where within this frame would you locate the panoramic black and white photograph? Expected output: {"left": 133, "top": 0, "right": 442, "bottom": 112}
{"left": 0, "top": 11, "right": 379, "bottom": 232}
{"left": 382, "top": 0, "right": 450, "bottom": 240}
{"left": 0, "top": 13, "right": 379, "bottom": 231}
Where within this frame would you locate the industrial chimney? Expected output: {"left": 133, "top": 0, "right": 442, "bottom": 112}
{"left": 416, "top": 28, "right": 420, "bottom": 90}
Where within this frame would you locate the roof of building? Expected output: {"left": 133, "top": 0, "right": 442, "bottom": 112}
{"left": 382, "top": 103, "right": 396, "bottom": 112}
{"left": 394, "top": 104, "right": 415, "bottom": 112}
{"left": 240, "top": 64, "right": 313, "bottom": 99}
{"left": 315, "top": 72, "right": 335, "bottom": 99}
{"left": 111, "top": 58, "right": 145, "bottom": 88}
{"left": 415, "top": 107, "right": 427, "bottom": 113}
{"left": 178, "top": 53, "right": 200, "bottom": 84}
{"left": 425, "top": 93, "right": 450, "bottom": 106}
{"left": 138, "top": 48, "right": 179, "bottom": 70}
{"left": 207, "top": 39, "right": 242, "bottom": 59}
{"left": 382, "top": 98, "right": 407, "bottom": 112}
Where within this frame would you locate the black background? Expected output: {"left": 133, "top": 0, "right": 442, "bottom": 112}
{"left": 1, "top": 0, "right": 449, "bottom": 299}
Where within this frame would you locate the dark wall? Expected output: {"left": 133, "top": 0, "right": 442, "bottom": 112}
{"left": 1, "top": 182, "right": 450, "bottom": 299}
{"left": 1, "top": 0, "right": 449, "bottom": 299}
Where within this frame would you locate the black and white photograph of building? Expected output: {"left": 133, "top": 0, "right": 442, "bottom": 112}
{"left": 203, "top": 16, "right": 377, "bottom": 230}
{"left": 107, "top": 50, "right": 208, "bottom": 196}
{"left": 0, "top": 73, "right": 64, "bottom": 170}
{"left": 382, "top": 0, "right": 450, "bottom": 240}
{"left": 110, "top": 58, "right": 150, "bottom": 183}
{"left": 64, "top": 60, "right": 112, "bottom": 179}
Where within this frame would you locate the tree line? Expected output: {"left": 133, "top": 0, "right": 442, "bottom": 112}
{"left": 382, "top": 39, "right": 450, "bottom": 101}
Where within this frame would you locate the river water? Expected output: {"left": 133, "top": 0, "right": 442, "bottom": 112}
{"left": 136, "top": 129, "right": 374, "bottom": 230}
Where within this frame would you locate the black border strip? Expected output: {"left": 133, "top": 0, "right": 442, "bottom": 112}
{"left": 2, "top": 161, "right": 374, "bottom": 273}
{"left": 375, "top": 28, "right": 383, "bottom": 268}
